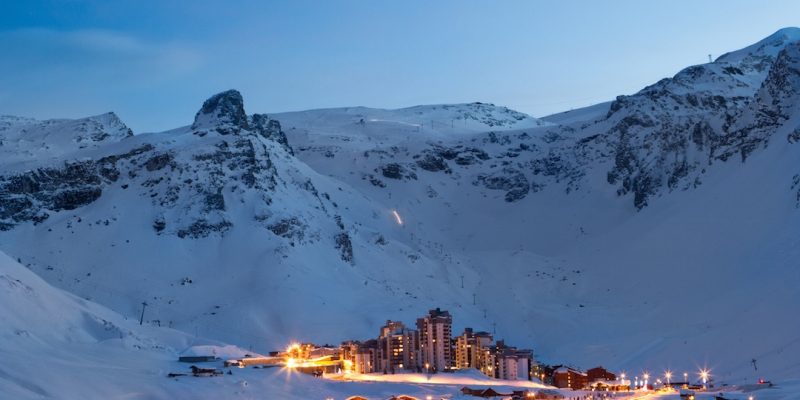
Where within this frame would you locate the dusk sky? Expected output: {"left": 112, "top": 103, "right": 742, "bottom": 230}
{"left": 1, "top": 0, "right": 799, "bottom": 133}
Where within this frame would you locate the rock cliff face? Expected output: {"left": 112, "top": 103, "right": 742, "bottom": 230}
{"left": 0, "top": 91, "right": 299, "bottom": 238}
{"left": 316, "top": 28, "right": 800, "bottom": 209}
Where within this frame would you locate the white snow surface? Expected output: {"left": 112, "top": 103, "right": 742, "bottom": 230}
{"left": 0, "top": 251, "right": 554, "bottom": 399}
{"left": 274, "top": 102, "right": 550, "bottom": 144}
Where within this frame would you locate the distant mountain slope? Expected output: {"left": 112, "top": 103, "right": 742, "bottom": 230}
{"left": 0, "top": 112, "right": 132, "bottom": 165}
{"left": 0, "top": 28, "right": 799, "bottom": 386}
{"left": 274, "top": 102, "right": 549, "bottom": 141}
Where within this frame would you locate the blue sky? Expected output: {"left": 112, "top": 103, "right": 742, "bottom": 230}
{"left": 0, "top": 1, "right": 798, "bottom": 133}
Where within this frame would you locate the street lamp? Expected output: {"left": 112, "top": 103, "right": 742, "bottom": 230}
{"left": 665, "top": 371, "right": 672, "bottom": 387}
{"left": 643, "top": 373, "right": 649, "bottom": 390}
{"left": 699, "top": 369, "right": 710, "bottom": 390}
{"left": 684, "top": 372, "right": 688, "bottom": 387}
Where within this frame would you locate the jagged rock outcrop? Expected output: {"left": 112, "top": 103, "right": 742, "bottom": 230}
{"left": 474, "top": 168, "right": 530, "bottom": 202}
{"left": 379, "top": 163, "right": 417, "bottom": 180}
{"left": 191, "top": 89, "right": 250, "bottom": 135}
{"left": 189, "top": 89, "right": 294, "bottom": 154}
{"left": 251, "top": 113, "right": 293, "bottom": 155}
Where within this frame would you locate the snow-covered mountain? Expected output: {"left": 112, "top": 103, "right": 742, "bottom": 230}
{"left": 1, "top": 27, "right": 800, "bottom": 389}
{"left": 0, "top": 89, "right": 482, "bottom": 354}
{"left": 0, "top": 112, "right": 133, "bottom": 165}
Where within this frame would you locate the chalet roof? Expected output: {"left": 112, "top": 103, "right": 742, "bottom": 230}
{"left": 460, "top": 387, "right": 512, "bottom": 397}
{"left": 554, "top": 366, "right": 586, "bottom": 375}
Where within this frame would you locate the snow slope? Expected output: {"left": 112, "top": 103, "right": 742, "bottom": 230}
{"left": 1, "top": 250, "right": 557, "bottom": 399}
{"left": 0, "top": 249, "right": 194, "bottom": 398}
{"left": 0, "top": 28, "right": 799, "bottom": 394}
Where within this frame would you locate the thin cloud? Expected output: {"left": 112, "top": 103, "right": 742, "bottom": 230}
{"left": 0, "top": 28, "right": 205, "bottom": 82}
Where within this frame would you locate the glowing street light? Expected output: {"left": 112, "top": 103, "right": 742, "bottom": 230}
{"left": 699, "top": 369, "right": 710, "bottom": 389}
{"left": 643, "top": 373, "right": 650, "bottom": 390}
{"left": 665, "top": 371, "right": 672, "bottom": 387}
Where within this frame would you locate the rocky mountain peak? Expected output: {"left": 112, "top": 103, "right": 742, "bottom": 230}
{"left": 191, "top": 89, "right": 249, "bottom": 135}
{"left": 94, "top": 112, "right": 134, "bottom": 139}
{"left": 716, "top": 27, "right": 800, "bottom": 65}
{"left": 752, "top": 41, "right": 800, "bottom": 125}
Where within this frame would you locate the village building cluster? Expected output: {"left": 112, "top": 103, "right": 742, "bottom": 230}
{"left": 185, "top": 306, "right": 729, "bottom": 399}
{"left": 337, "top": 308, "right": 536, "bottom": 381}
{"left": 217, "top": 307, "right": 639, "bottom": 393}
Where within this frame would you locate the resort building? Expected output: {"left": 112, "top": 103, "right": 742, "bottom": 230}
{"left": 454, "top": 328, "right": 493, "bottom": 370}
{"left": 377, "top": 320, "right": 420, "bottom": 372}
{"left": 553, "top": 366, "right": 588, "bottom": 390}
{"left": 416, "top": 308, "right": 453, "bottom": 372}
{"left": 341, "top": 340, "right": 378, "bottom": 374}
{"left": 485, "top": 340, "right": 533, "bottom": 381}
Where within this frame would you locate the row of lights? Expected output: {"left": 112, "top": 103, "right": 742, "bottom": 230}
{"left": 326, "top": 398, "right": 435, "bottom": 400}
{"left": 323, "top": 368, "right": 753, "bottom": 400}
{"left": 622, "top": 368, "right": 711, "bottom": 390}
